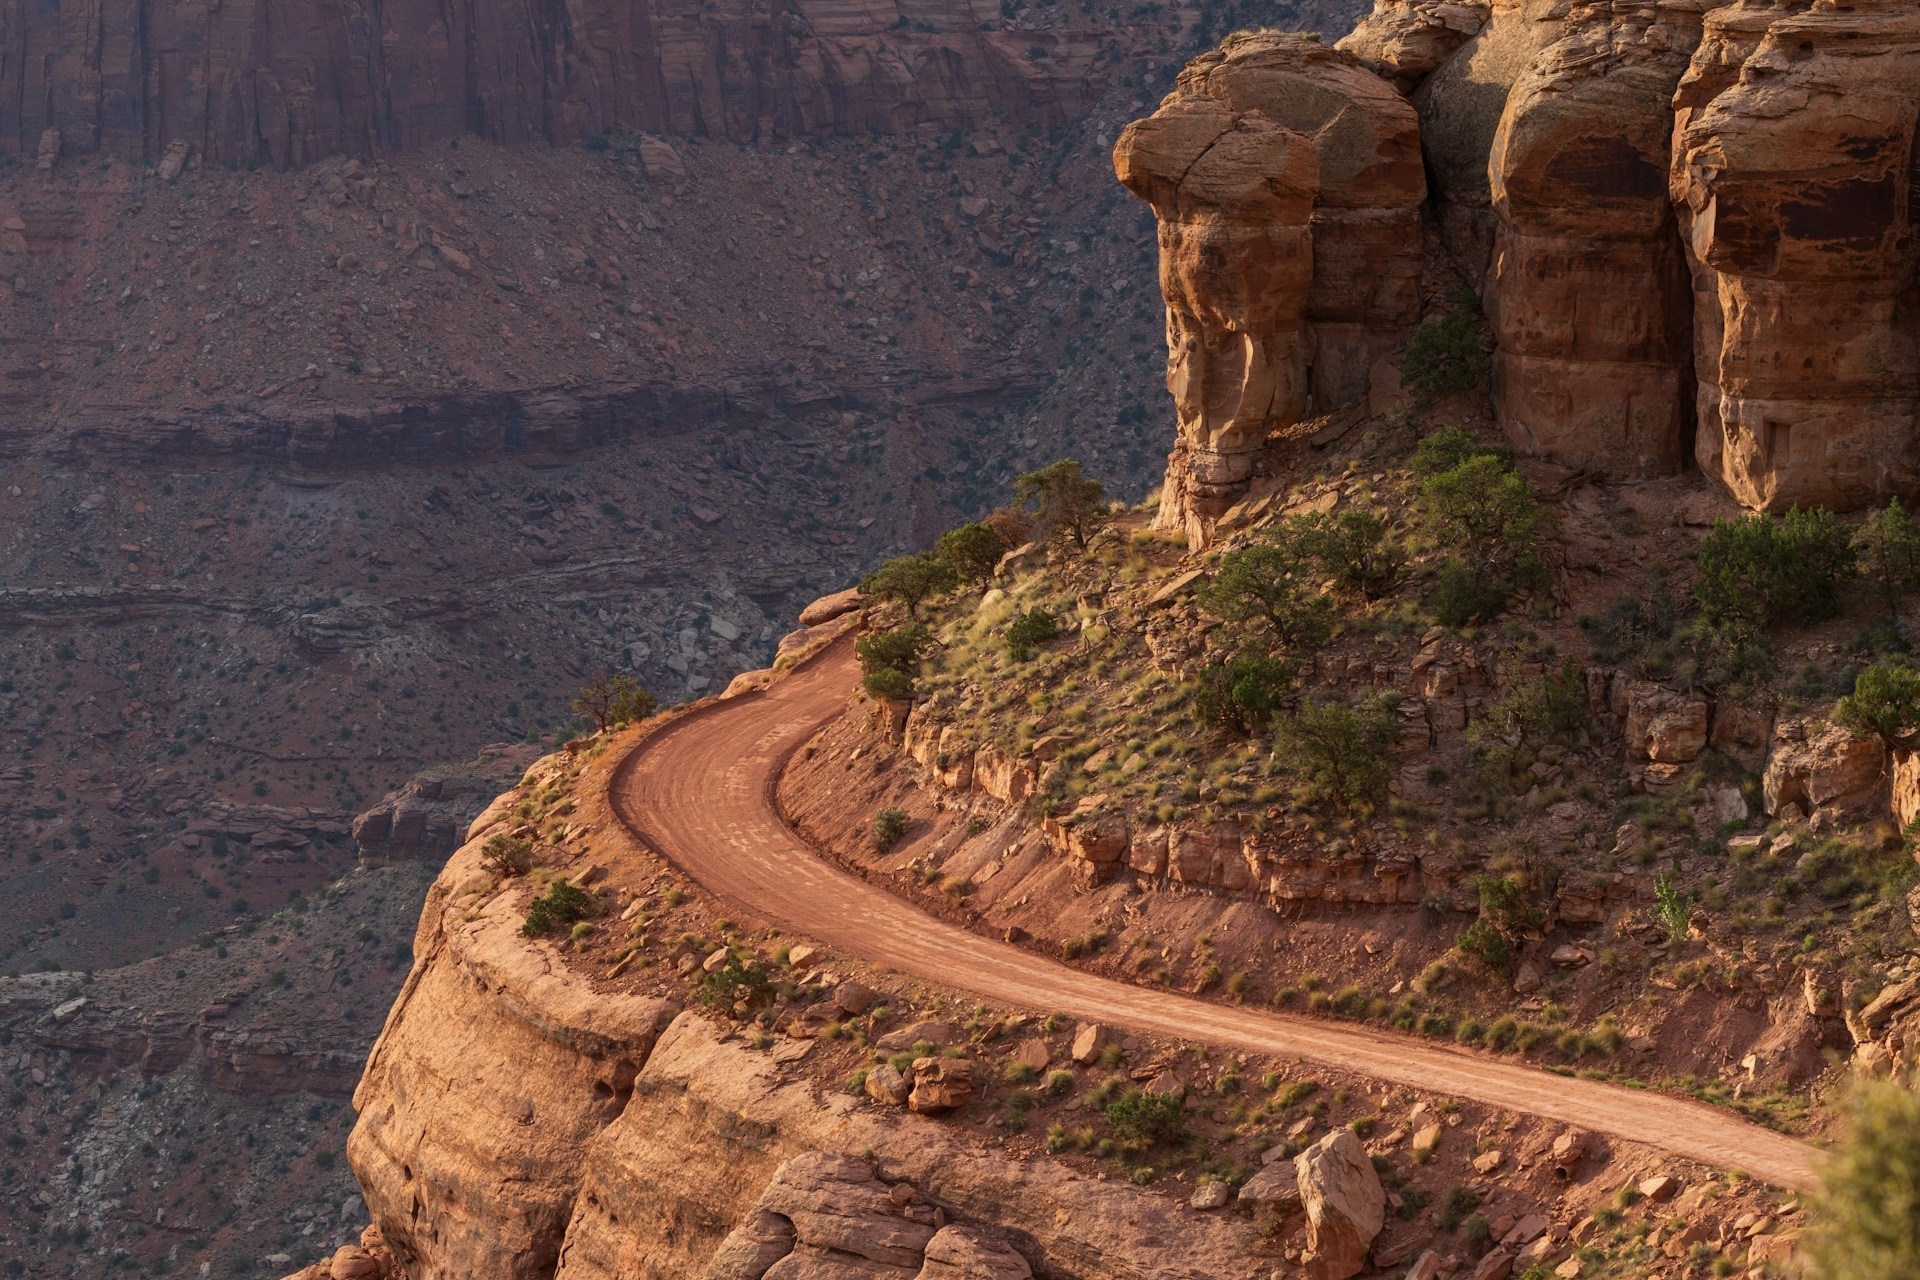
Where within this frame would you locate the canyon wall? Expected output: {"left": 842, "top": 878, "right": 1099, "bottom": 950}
{"left": 0, "top": 0, "right": 1107, "bottom": 166}
{"left": 1122, "top": 1, "right": 1920, "bottom": 532}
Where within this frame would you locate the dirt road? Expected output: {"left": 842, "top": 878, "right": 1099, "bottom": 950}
{"left": 611, "top": 641, "right": 1820, "bottom": 1191}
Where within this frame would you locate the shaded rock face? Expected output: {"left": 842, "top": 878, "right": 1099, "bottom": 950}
{"left": 1114, "top": 34, "right": 1423, "bottom": 540}
{"left": 351, "top": 745, "right": 540, "bottom": 867}
{"left": 1673, "top": 1, "right": 1920, "bottom": 511}
{"left": 0, "top": 0, "right": 1118, "bottom": 168}
{"left": 1485, "top": 1, "right": 1709, "bottom": 478}
{"left": 1121, "top": 0, "right": 1920, "bottom": 515}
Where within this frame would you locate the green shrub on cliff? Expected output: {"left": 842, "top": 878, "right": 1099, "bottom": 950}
{"left": 1835, "top": 662, "right": 1920, "bottom": 748}
{"left": 856, "top": 625, "right": 931, "bottom": 700}
{"left": 1005, "top": 608, "right": 1059, "bottom": 661}
{"left": 522, "top": 878, "right": 592, "bottom": 937}
{"left": 861, "top": 554, "right": 959, "bottom": 620}
{"left": 1194, "top": 650, "right": 1296, "bottom": 735}
{"left": 1400, "top": 315, "right": 1488, "bottom": 400}
{"left": 1015, "top": 459, "right": 1109, "bottom": 550}
{"left": 1274, "top": 694, "right": 1398, "bottom": 813}
{"left": 937, "top": 522, "right": 1007, "bottom": 589}
{"left": 1808, "top": 1078, "right": 1920, "bottom": 1280}
{"left": 572, "top": 674, "right": 658, "bottom": 733}
{"left": 1198, "top": 540, "right": 1333, "bottom": 656}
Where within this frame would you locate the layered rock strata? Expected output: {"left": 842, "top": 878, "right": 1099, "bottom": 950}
{"left": 1672, "top": 1, "right": 1920, "bottom": 510}
{"left": 1114, "top": 34, "right": 1424, "bottom": 539}
{"left": 1484, "top": 2, "right": 1707, "bottom": 477}
{"left": 0, "top": 0, "right": 1114, "bottom": 167}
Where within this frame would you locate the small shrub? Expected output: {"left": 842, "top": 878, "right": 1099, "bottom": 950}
{"left": 1696, "top": 507, "right": 1854, "bottom": 632}
{"left": 522, "top": 879, "right": 593, "bottom": 937}
{"left": 1289, "top": 509, "right": 1404, "bottom": 600}
{"left": 936, "top": 522, "right": 1006, "bottom": 588}
{"left": 572, "top": 673, "right": 659, "bottom": 731}
{"left": 1853, "top": 498, "right": 1920, "bottom": 623}
{"left": 1436, "top": 1184, "right": 1481, "bottom": 1232}
{"left": 1197, "top": 541, "right": 1334, "bottom": 654}
{"left": 1106, "top": 1090, "right": 1186, "bottom": 1147}
{"left": 1045, "top": 1069, "right": 1076, "bottom": 1098}
{"left": 1005, "top": 608, "right": 1059, "bottom": 661}
{"left": 695, "top": 952, "right": 772, "bottom": 1012}
{"left": 480, "top": 834, "right": 533, "bottom": 878}
{"left": 1401, "top": 316, "right": 1488, "bottom": 400}
{"left": 1195, "top": 649, "right": 1297, "bottom": 735}
{"left": 1836, "top": 662, "right": 1920, "bottom": 748}
{"left": 1014, "top": 459, "right": 1109, "bottom": 549}
{"left": 857, "top": 625, "right": 931, "bottom": 699}
{"left": 872, "top": 808, "right": 911, "bottom": 851}
{"left": 861, "top": 553, "right": 959, "bottom": 619}
{"left": 1654, "top": 870, "right": 1692, "bottom": 946}
{"left": 1274, "top": 694, "right": 1399, "bottom": 812}
{"left": 1457, "top": 920, "right": 1514, "bottom": 978}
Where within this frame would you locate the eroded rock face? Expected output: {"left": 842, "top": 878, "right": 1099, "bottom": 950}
{"left": 1115, "top": 95, "right": 1319, "bottom": 538}
{"left": 0, "top": 0, "right": 1123, "bottom": 167}
{"left": 1337, "top": 0, "right": 1490, "bottom": 91}
{"left": 1672, "top": 2, "right": 1920, "bottom": 510}
{"left": 1485, "top": 1, "right": 1709, "bottom": 476}
{"left": 1295, "top": 1128, "right": 1386, "bottom": 1280}
{"left": 1114, "top": 34, "right": 1424, "bottom": 541}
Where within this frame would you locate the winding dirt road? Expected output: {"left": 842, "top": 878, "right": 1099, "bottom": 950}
{"left": 611, "top": 640, "right": 1820, "bottom": 1191}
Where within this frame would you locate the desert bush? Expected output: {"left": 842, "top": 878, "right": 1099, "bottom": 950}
{"left": 522, "top": 878, "right": 592, "bottom": 937}
{"left": 1410, "top": 426, "right": 1509, "bottom": 478}
{"left": 1696, "top": 508, "right": 1854, "bottom": 631}
{"left": 1015, "top": 459, "right": 1109, "bottom": 549}
{"left": 1005, "top": 608, "right": 1060, "bottom": 661}
{"left": 872, "top": 807, "right": 911, "bottom": 851}
{"left": 1835, "top": 662, "right": 1920, "bottom": 748}
{"left": 1653, "top": 870, "right": 1692, "bottom": 946}
{"left": 1469, "top": 660, "right": 1587, "bottom": 782}
{"left": 1106, "top": 1090, "right": 1186, "bottom": 1147}
{"left": 1456, "top": 919, "right": 1514, "bottom": 979}
{"left": 1274, "top": 694, "right": 1399, "bottom": 812}
{"left": 480, "top": 834, "right": 532, "bottom": 878}
{"left": 937, "top": 523, "right": 1006, "bottom": 588}
{"left": 856, "top": 625, "right": 931, "bottom": 699}
{"left": 695, "top": 951, "right": 772, "bottom": 1012}
{"left": 861, "top": 553, "right": 959, "bottom": 619}
{"left": 1428, "top": 557, "right": 1509, "bottom": 629}
{"left": 1852, "top": 498, "right": 1920, "bottom": 625}
{"left": 1198, "top": 541, "right": 1334, "bottom": 655}
{"left": 1401, "top": 316, "right": 1489, "bottom": 400}
{"left": 1421, "top": 454, "right": 1553, "bottom": 577}
{"left": 1289, "top": 509, "right": 1405, "bottom": 600}
{"left": 572, "top": 674, "right": 658, "bottom": 732}
{"left": 1195, "top": 650, "right": 1296, "bottom": 735}
{"left": 1807, "top": 1078, "right": 1920, "bottom": 1280}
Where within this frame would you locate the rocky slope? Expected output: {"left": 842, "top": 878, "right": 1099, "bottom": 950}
{"left": 1117, "top": 2, "right": 1920, "bottom": 539}
{"left": 319, "top": 642, "right": 1800, "bottom": 1280}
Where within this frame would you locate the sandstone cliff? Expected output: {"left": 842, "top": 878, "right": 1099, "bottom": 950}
{"left": 1122, "top": 0, "right": 1920, "bottom": 532}
{"left": 0, "top": 0, "right": 1372, "bottom": 169}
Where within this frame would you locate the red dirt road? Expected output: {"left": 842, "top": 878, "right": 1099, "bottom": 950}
{"left": 611, "top": 642, "right": 1820, "bottom": 1191}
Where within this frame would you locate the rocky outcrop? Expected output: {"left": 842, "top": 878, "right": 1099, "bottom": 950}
{"left": 1760, "top": 720, "right": 1887, "bottom": 828}
{"left": 1119, "top": 0, "right": 1920, "bottom": 514}
{"left": 351, "top": 745, "right": 539, "bottom": 867}
{"left": 1673, "top": 2, "right": 1920, "bottom": 511}
{"left": 1114, "top": 34, "right": 1423, "bottom": 541}
{"left": 1114, "top": 93, "right": 1320, "bottom": 540}
{"left": 1484, "top": 2, "right": 1706, "bottom": 477}
{"left": 1295, "top": 1128, "right": 1386, "bottom": 1280}
{"left": 0, "top": 0, "right": 1136, "bottom": 168}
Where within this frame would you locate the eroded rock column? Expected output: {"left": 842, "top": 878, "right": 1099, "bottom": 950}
{"left": 1484, "top": 2, "right": 1711, "bottom": 476}
{"left": 1672, "top": 1, "right": 1920, "bottom": 510}
{"left": 1114, "top": 95, "right": 1320, "bottom": 538}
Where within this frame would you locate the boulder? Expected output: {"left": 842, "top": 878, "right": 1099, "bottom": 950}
{"left": 1189, "top": 1180, "right": 1231, "bottom": 1210}
{"left": 876, "top": 1020, "right": 964, "bottom": 1052}
{"left": 1762, "top": 721, "right": 1886, "bottom": 824}
{"left": 1237, "top": 1158, "right": 1304, "bottom": 1228}
{"left": 865, "top": 1063, "right": 910, "bottom": 1107}
{"left": 755, "top": 1153, "right": 936, "bottom": 1268}
{"left": 1069, "top": 1022, "right": 1111, "bottom": 1065}
{"left": 705, "top": 1207, "right": 799, "bottom": 1280}
{"left": 327, "top": 1247, "right": 381, "bottom": 1280}
{"left": 1620, "top": 681, "right": 1708, "bottom": 765}
{"left": 798, "top": 588, "right": 862, "bottom": 627}
{"left": 1295, "top": 1128, "right": 1386, "bottom": 1280}
{"left": 907, "top": 1058, "right": 974, "bottom": 1114}
{"left": 1337, "top": 0, "right": 1488, "bottom": 92}
{"left": 915, "top": 1225, "right": 1033, "bottom": 1280}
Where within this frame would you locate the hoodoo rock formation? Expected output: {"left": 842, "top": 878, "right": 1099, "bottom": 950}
{"left": 1122, "top": 1, "right": 1920, "bottom": 536}
{"left": 1114, "top": 34, "right": 1425, "bottom": 535}
{"left": 1673, "top": 1, "right": 1920, "bottom": 512}
{"left": 0, "top": 0, "right": 1113, "bottom": 167}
